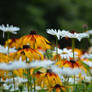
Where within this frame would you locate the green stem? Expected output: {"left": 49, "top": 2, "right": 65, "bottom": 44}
{"left": 56, "top": 37, "right": 58, "bottom": 61}
{"left": 12, "top": 72, "right": 15, "bottom": 91}
{"left": 26, "top": 58, "right": 30, "bottom": 92}
{"left": 33, "top": 77, "right": 36, "bottom": 92}
{"left": 74, "top": 75, "right": 75, "bottom": 85}
{"left": 27, "top": 69, "right": 30, "bottom": 92}
{"left": 72, "top": 38, "right": 75, "bottom": 59}
{"left": 7, "top": 32, "right": 10, "bottom": 55}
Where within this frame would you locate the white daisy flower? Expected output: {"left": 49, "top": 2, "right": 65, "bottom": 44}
{"left": 0, "top": 24, "right": 20, "bottom": 38}
{"left": 46, "top": 29, "right": 61, "bottom": 40}
{"left": 3, "top": 83, "right": 19, "bottom": 91}
{"left": 60, "top": 30, "right": 71, "bottom": 38}
{"left": 0, "top": 59, "right": 27, "bottom": 70}
{"left": 83, "top": 60, "right": 92, "bottom": 67}
{"left": 68, "top": 78, "right": 79, "bottom": 84}
{"left": 5, "top": 77, "right": 27, "bottom": 84}
{"left": 86, "top": 30, "right": 92, "bottom": 35}
{"left": 0, "top": 45, "right": 17, "bottom": 54}
{"left": 51, "top": 65, "right": 82, "bottom": 76}
{"left": 0, "top": 59, "right": 54, "bottom": 70}
{"left": 81, "top": 53, "right": 92, "bottom": 59}
{"left": 30, "top": 60, "right": 54, "bottom": 68}
{"left": 53, "top": 48, "right": 78, "bottom": 60}
{"left": 60, "top": 30, "right": 89, "bottom": 41}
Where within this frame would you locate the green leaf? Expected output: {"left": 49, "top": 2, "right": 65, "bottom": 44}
{"left": 33, "top": 67, "right": 42, "bottom": 74}
{"left": 79, "top": 60, "right": 91, "bottom": 75}
{"left": 38, "top": 89, "right": 47, "bottom": 92}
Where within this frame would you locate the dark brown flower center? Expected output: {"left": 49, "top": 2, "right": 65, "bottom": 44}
{"left": 36, "top": 71, "right": 42, "bottom": 74}
{"left": 70, "top": 60, "right": 75, "bottom": 63}
{"left": 54, "top": 84, "right": 61, "bottom": 88}
{"left": 30, "top": 30, "right": 37, "bottom": 34}
{"left": 23, "top": 45, "right": 30, "bottom": 49}
{"left": 47, "top": 69, "right": 52, "bottom": 73}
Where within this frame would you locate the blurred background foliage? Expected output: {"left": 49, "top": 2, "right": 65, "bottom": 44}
{"left": 0, "top": 0, "right": 92, "bottom": 49}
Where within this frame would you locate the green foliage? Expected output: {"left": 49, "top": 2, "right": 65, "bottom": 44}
{"left": 0, "top": 0, "right": 92, "bottom": 48}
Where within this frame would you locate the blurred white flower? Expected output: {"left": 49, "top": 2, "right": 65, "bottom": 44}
{"left": 86, "top": 30, "right": 92, "bottom": 35}
{"left": 3, "top": 77, "right": 27, "bottom": 91}
{"left": 0, "top": 59, "right": 27, "bottom": 70}
{"left": 46, "top": 29, "right": 61, "bottom": 40}
{"left": 30, "top": 60, "right": 54, "bottom": 68}
{"left": 83, "top": 60, "right": 92, "bottom": 67}
{"left": 5, "top": 77, "right": 27, "bottom": 84}
{"left": 53, "top": 48, "right": 78, "bottom": 60}
{"left": 81, "top": 53, "right": 92, "bottom": 59}
{"left": 0, "top": 45, "right": 17, "bottom": 54}
{"left": 0, "top": 59, "right": 54, "bottom": 70}
{"left": 60, "top": 30, "right": 71, "bottom": 38}
{"left": 60, "top": 30, "right": 89, "bottom": 41}
{"left": 0, "top": 24, "right": 20, "bottom": 38}
{"left": 51, "top": 65, "right": 82, "bottom": 76}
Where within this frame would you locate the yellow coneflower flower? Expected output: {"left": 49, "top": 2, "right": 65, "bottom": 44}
{"left": 0, "top": 53, "right": 10, "bottom": 63}
{"left": 5, "top": 38, "right": 22, "bottom": 49}
{"left": 0, "top": 70, "right": 8, "bottom": 80}
{"left": 19, "top": 31, "right": 51, "bottom": 49}
{"left": 5, "top": 31, "right": 51, "bottom": 50}
{"left": 63, "top": 60, "right": 81, "bottom": 68}
{"left": 74, "top": 48, "right": 82, "bottom": 57}
{"left": 48, "top": 84, "right": 66, "bottom": 92}
{"left": 10, "top": 45, "right": 44, "bottom": 61}
{"left": 13, "top": 69, "right": 24, "bottom": 77}
{"left": 35, "top": 69, "right": 62, "bottom": 88}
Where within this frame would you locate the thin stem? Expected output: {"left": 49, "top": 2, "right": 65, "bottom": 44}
{"left": 27, "top": 69, "right": 30, "bottom": 92}
{"left": 74, "top": 75, "right": 75, "bottom": 85}
{"left": 56, "top": 37, "right": 58, "bottom": 61}
{"left": 26, "top": 58, "right": 30, "bottom": 92}
{"left": 12, "top": 72, "right": 15, "bottom": 91}
{"left": 33, "top": 77, "right": 36, "bottom": 92}
{"left": 72, "top": 38, "right": 75, "bottom": 59}
{"left": 7, "top": 32, "right": 10, "bottom": 55}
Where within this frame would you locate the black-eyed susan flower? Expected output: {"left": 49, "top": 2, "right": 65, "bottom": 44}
{"left": 35, "top": 69, "right": 62, "bottom": 88}
{"left": 74, "top": 48, "right": 82, "bottom": 58}
{"left": 48, "top": 84, "right": 66, "bottom": 92}
{"left": 0, "top": 70, "right": 8, "bottom": 80}
{"left": 0, "top": 53, "right": 10, "bottom": 63}
{"left": 63, "top": 60, "right": 80, "bottom": 68}
{"left": 5, "top": 38, "right": 22, "bottom": 49}
{"left": 5, "top": 31, "right": 51, "bottom": 50}
{"left": 10, "top": 45, "right": 44, "bottom": 61}
{"left": 18, "top": 31, "right": 51, "bottom": 49}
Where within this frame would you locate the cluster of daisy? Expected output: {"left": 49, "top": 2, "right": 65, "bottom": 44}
{"left": 0, "top": 25, "right": 92, "bottom": 92}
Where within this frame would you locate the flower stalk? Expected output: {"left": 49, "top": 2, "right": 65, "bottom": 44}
{"left": 72, "top": 38, "right": 75, "bottom": 59}
{"left": 26, "top": 58, "right": 30, "bottom": 92}
{"left": 56, "top": 37, "right": 58, "bottom": 61}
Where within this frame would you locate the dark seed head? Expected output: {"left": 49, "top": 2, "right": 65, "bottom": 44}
{"left": 21, "top": 51, "right": 25, "bottom": 55}
{"left": 30, "top": 30, "right": 37, "bottom": 35}
{"left": 36, "top": 71, "right": 42, "bottom": 74}
{"left": 54, "top": 84, "right": 61, "bottom": 88}
{"left": 17, "top": 47, "right": 22, "bottom": 51}
{"left": 23, "top": 45, "right": 30, "bottom": 49}
{"left": 70, "top": 60, "right": 75, "bottom": 63}
{"left": 47, "top": 69, "right": 52, "bottom": 73}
